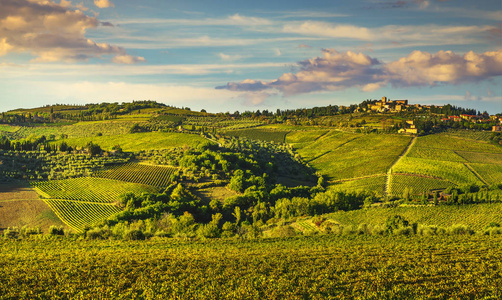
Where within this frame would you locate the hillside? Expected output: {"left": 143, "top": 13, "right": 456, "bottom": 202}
{"left": 0, "top": 100, "right": 501, "bottom": 235}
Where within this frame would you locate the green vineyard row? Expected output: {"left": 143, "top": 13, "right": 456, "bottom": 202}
{"left": 44, "top": 199, "right": 120, "bottom": 232}
{"left": 94, "top": 163, "right": 177, "bottom": 187}
{"left": 32, "top": 177, "right": 157, "bottom": 203}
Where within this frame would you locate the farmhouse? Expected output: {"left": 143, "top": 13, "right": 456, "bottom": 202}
{"left": 398, "top": 120, "right": 419, "bottom": 134}
{"left": 493, "top": 126, "right": 502, "bottom": 132}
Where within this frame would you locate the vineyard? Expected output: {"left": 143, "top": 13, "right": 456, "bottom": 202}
{"left": 407, "top": 147, "right": 467, "bottom": 162}
{"left": 44, "top": 199, "right": 121, "bottom": 232}
{"left": 457, "top": 151, "right": 502, "bottom": 164}
{"left": 222, "top": 128, "right": 290, "bottom": 143}
{"left": 329, "top": 175, "right": 387, "bottom": 196}
{"left": 389, "top": 174, "right": 456, "bottom": 196}
{"left": 307, "top": 134, "right": 411, "bottom": 180}
{"left": 327, "top": 202, "right": 502, "bottom": 231}
{"left": 1, "top": 236, "right": 501, "bottom": 299}
{"left": 392, "top": 157, "right": 484, "bottom": 186}
{"left": 32, "top": 178, "right": 157, "bottom": 203}
{"left": 57, "top": 131, "right": 209, "bottom": 151}
{"left": 185, "top": 116, "right": 262, "bottom": 130}
{"left": 414, "top": 133, "right": 502, "bottom": 153}
{"left": 469, "top": 163, "right": 502, "bottom": 186}
{"left": 93, "top": 163, "right": 178, "bottom": 187}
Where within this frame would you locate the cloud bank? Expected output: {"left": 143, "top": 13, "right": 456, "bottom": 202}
{"left": 216, "top": 49, "right": 502, "bottom": 96}
{"left": 0, "top": 0, "right": 142, "bottom": 63}
{"left": 94, "top": 0, "right": 115, "bottom": 8}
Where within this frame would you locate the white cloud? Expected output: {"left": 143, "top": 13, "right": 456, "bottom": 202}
{"left": 218, "top": 49, "right": 502, "bottom": 97}
{"left": 218, "top": 53, "right": 244, "bottom": 61}
{"left": 112, "top": 54, "right": 146, "bottom": 64}
{"left": 0, "top": 62, "right": 288, "bottom": 79}
{"left": 114, "top": 13, "right": 271, "bottom": 26}
{"left": 0, "top": 0, "right": 139, "bottom": 63}
{"left": 94, "top": 0, "right": 114, "bottom": 8}
{"left": 283, "top": 22, "right": 373, "bottom": 40}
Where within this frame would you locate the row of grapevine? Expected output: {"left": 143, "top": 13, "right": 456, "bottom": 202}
{"left": 32, "top": 178, "right": 157, "bottom": 203}
{"left": 222, "top": 129, "right": 290, "bottom": 143}
{"left": 392, "top": 157, "right": 484, "bottom": 186}
{"left": 3, "top": 235, "right": 502, "bottom": 298}
{"left": 329, "top": 175, "right": 387, "bottom": 196}
{"left": 456, "top": 151, "right": 502, "bottom": 165}
{"left": 94, "top": 163, "right": 177, "bottom": 187}
{"left": 389, "top": 174, "right": 456, "bottom": 196}
{"left": 414, "top": 134, "right": 502, "bottom": 154}
{"left": 44, "top": 199, "right": 121, "bottom": 232}
{"left": 407, "top": 147, "right": 467, "bottom": 163}
{"left": 469, "top": 163, "right": 502, "bottom": 186}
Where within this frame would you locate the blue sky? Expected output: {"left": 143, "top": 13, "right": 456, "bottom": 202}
{"left": 0, "top": 0, "right": 501, "bottom": 113}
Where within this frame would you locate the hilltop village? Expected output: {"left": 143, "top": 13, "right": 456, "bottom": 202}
{"left": 352, "top": 96, "right": 502, "bottom": 132}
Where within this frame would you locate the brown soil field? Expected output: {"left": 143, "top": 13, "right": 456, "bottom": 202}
{"left": 0, "top": 183, "right": 67, "bottom": 233}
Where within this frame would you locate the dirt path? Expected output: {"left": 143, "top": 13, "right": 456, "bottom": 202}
{"left": 463, "top": 163, "right": 489, "bottom": 186}
{"left": 385, "top": 136, "right": 417, "bottom": 196}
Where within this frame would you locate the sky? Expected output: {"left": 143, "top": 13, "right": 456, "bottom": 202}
{"left": 0, "top": 0, "right": 501, "bottom": 113}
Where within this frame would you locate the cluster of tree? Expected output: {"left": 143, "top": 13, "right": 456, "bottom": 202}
{"left": 402, "top": 184, "right": 502, "bottom": 205}
{"left": 0, "top": 145, "right": 129, "bottom": 181}
{"left": 0, "top": 135, "right": 54, "bottom": 152}
{"left": 428, "top": 104, "right": 477, "bottom": 116}
{"left": 489, "top": 132, "right": 502, "bottom": 145}
{"left": 0, "top": 101, "right": 167, "bottom": 125}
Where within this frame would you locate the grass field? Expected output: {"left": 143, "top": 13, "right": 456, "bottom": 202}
{"left": 56, "top": 132, "right": 209, "bottom": 151}
{"left": 1, "top": 236, "right": 501, "bottom": 299}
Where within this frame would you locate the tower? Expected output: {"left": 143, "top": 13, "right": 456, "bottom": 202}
{"left": 382, "top": 96, "right": 387, "bottom": 103}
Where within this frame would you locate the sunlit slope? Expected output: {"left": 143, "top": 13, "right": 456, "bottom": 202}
{"left": 286, "top": 129, "right": 501, "bottom": 196}
{"left": 54, "top": 132, "right": 210, "bottom": 151}
{"left": 391, "top": 132, "right": 502, "bottom": 195}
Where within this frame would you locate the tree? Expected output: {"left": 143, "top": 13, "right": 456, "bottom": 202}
{"left": 232, "top": 206, "right": 242, "bottom": 225}
{"left": 86, "top": 142, "right": 102, "bottom": 156}
{"left": 385, "top": 215, "right": 409, "bottom": 234}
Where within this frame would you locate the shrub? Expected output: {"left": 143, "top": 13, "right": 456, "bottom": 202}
{"left": 196, "top": 223, "right": 221, "bottom": 239}
{"left": 124, "top": 229, "right": 145, "bottom": 240}
{"left": 270, "top": 225, "right": 297, "bottom": 238}
{"left": 3, "top": 227, "right": 19, "bottom": 239}
{"left": 357, "top": 223, "right": 370, "bottom": 235}
{"left": 447, "top": 224, "right": 474, "bottom": 235}
{"left": 371, "top": 225, "right": 385, "bottom": 235}
{"left": 342, "top": 225, "right": 357, "bottom": 236}
{"left": 385, "top": 215, "right": 409, "bottom": 234}
{"left": 86, "top": 227, "right": 111, "bottom": 240}
{"left": 221, "top": 222, "right": 236, "bottom": 238}
{"left": 48, "top": 226, "right": 65, "bottom": 236}
{"left": 394, "top": 226, "right": 413, "bottom": 236}
{"left": 20, "top": 226, "right": 42, "bottom": 237}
